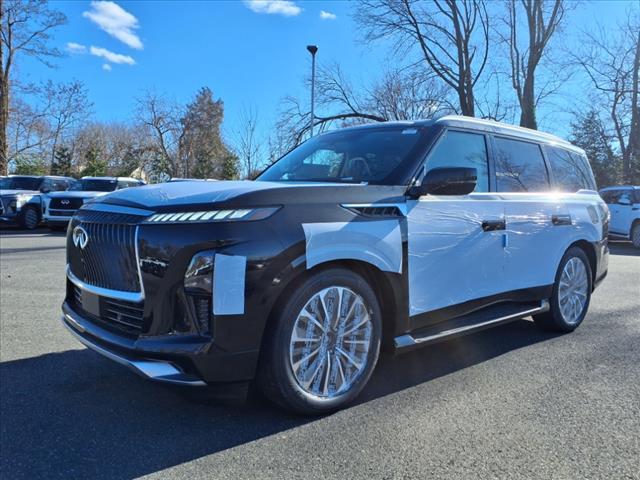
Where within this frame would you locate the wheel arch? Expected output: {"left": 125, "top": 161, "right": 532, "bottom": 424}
{"left": 259, "top": 259, "right": 403, "bottom": 356}
{"left": 567, "top": 239, "right": 597, "bottom": 289}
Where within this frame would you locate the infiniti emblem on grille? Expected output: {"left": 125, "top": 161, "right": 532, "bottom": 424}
{"left": 72, "top": 225, "right": 89, "bottom": 249}
{"left": 61, "top": 199, "right": 70, "bottom": 205}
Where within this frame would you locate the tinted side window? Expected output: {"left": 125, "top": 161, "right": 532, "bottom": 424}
{"left": 52, "top": 179, "right": 70, "bottom": 191}
{"left": 618, "top": 191, "right": 633, "bottom": 205}
{"left": 425, "top": 130, "right": 489, "bottom": 192}
{"left": 600, "top": 190, "right": 621, "bottom": 204}
{"left": 547, "top": 147, "right": 596, "bottom": 192}
{"left": 494, "top": 137, "right": 549, "bottom": 192}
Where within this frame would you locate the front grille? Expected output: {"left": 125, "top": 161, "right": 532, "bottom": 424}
{"left": 71, "top": 284, "right": 144, "bottom": 337}
{"left": 49, "top": 209, "right": 76, "bottom": 217}
{"left": 68, "top": 210, "right": 146, "bottom": 293}
{"left": 50, "top": 197, "right": 83, "bottom": 210}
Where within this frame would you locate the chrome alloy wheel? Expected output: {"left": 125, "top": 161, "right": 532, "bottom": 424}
{"left": 289, "top": 286, "right": 373, "bottom": 399}
{"left": 558, "top": 257, "right": 589, "bottom": 324}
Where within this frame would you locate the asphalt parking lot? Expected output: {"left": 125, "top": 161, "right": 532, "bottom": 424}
{"left": 1, "top": 228, "right": 639, "bottom": 479}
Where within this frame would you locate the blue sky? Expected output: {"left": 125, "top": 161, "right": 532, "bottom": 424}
{"left": 18, "top": 0, "right": 633, "bottom": 142}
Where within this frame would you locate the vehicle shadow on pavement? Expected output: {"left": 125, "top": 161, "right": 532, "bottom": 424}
{"left": 608, "top": 241, "right": 639, "bottom": 257}
{"left": 0, "top": 319, "right": 556, "bottom": 480}
{"left": 0, "top": 226, "right": 66, "bottom": 237}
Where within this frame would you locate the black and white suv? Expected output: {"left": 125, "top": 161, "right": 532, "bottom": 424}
{"left": 43, "top": 177, "right": 145, "bottom": 230}
{"left": 0, "top": 175, "right": 75, "bottom": 229}
{"left": 61, "top": 116, "right": 609, "bottom": 414}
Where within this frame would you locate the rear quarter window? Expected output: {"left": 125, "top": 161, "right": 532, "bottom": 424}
{"left": 547, "top": 147, "right": 597, "bottom": 191}
{"left": 493, "top": 137, "right": 549, "bottom": 192}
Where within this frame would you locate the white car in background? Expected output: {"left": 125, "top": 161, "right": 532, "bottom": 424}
{"left": 599, "top": 186, "right": 640, "bottom": 248}
{"left": 43, "top": 177, "right": 144, "bottom": 230}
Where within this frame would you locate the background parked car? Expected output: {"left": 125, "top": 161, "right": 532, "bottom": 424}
{"left": 0, "top": 175, "right": 75, "bottom": 229}
{"left": 600, "top": 186, "right": 640, "bottom": 248}
{"left": 43, "top": 177, "right": 145, "bottom": 230}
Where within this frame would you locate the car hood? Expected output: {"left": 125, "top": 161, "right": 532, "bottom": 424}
{"left": 97, "top": 180, "right": 406, "bottom": 210}
{"left": 48, "top": 191, "right": 108, "bottom": 199}
{"left": 0, "top": 189, "right": 39, "bottom": 197}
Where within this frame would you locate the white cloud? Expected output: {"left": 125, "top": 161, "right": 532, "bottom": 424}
{"left": 102, "top": 63, "right": 112, "bottom": 71}
{"left": 244, "top": 0, "right": 301, "bottom": 17}
{"left": 67, "top": 42, "right": 87, "bottom": 54}
{"left": 90, "top": 46, "right": 136, "bottom": 65}
{"left": 83, "top": 1, "right": 143, "bottom": 50}
{"left": 319, "top": 10, "right": 337, "bottom": 20}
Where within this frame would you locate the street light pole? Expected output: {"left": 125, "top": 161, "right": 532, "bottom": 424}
{"left": 307, "top": 45, "right": 318, "bottom": 137}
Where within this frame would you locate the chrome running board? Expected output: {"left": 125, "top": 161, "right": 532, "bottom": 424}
{"left": 395, "top": 300, "right": 550, "bottom": 351}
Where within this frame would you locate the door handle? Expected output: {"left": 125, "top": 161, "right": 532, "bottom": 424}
{"left": 552, "top": 214, "right": 572, "bottom": 226}
{"left": 482, "top": 219, "right": 505, "bottom": 231}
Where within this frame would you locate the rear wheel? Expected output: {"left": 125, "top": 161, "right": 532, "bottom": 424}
{"left": 632, "top": 223, "right": 640, "bottom": 249}
{"left": 19, "top": 207, "right": 40, "bottom": 230}
{"left": 258, "top": 268, "right": 381, "bottom": 415}
{"left": 533, "top": 247, "right": 592, "bottom": 332}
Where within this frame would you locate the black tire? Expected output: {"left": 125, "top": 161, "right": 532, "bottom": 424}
{"left": 632, "top": 222, "right": 640, "bottom": 249}
{"left": 19, "top": 207, "right": 40, "bottom": 230}
{"left": 533, "top": 246, "right": 592, "bottom": 332}
{"left": 257, "top": 268, "right": 382, "bottom": 415}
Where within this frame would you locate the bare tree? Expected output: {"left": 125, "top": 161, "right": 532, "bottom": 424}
{"left": 233, "top": 105, "right": 263, "bottom": 179}
{"left": 577, "top": 14, "right": 640, "bottom": 183}
{"left": 7, "top": 94, "right": 48, "bottom": 159}
{"left": 135, "top": 91, "right": 183, "bottom": 177}
{"left": 278, "top": 63, "right": 452, "bottom": 147}
{"left": 0, "top": 0, "right": 66, "bottom": 175}
{"left": 355, "top": 0, "right": 489, "bottom": 117}
{"left": 40, "top": 80, "right": 92, "bottom": 164}
{"left": 503, "top": 0, "right": 566, "bottom": 129}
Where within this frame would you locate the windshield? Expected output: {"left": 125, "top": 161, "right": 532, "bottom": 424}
{"left": 69, "top": 179, "right": 117, "bottom": 192}
{"left": 0, "top": 176, "right": 41, "bottom": 191}
{"left": 257, "top": 126, "right": 430, "bottom": 185}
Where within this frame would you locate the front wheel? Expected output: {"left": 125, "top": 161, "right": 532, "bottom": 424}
{"left": 632, "top": 223, "right": 640, "bottom": 249}
{"left": 533, "top": 247, "right": 592, "bottom": 332}
{"left": 19, "top": 207, "right": 40, "bottom": 230}
{"left": 258, "top": 268, "right": 382, "bottom": 415}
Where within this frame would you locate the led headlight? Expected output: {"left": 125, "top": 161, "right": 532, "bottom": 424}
{"left": 15, "top": 194, "right": 33, "bottom": 209}
{"left": 145, "top": 207, "right": 280, "bottom": 224}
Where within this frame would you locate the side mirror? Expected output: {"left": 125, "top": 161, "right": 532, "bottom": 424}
{"left": 408, "top": 167, "right": 477, "bottom": 197}
{"left": 40, "top": 187, "right": 51, "bottom": 194}
{"left": 618, "top": 198, "right": 631, "bottom": 206}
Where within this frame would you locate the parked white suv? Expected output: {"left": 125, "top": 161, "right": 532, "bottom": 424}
{"left": 43, "top": 177, "right": 144, "bottom": 230}
{"left": 599, "top": 186, "right": 640, "bottom": 248}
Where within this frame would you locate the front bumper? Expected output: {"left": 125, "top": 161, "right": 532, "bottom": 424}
{"left": 61, "top": 298, "right": 260, "bottom": 385}
{"left": 44, "top": 209, "right": 76, "bottom": 224}
{"left": 61, "top": 305, "right": 206, "bottom": 386}
{"left": 62, "top": 312, "right": 206, "bottom": 386}
{"left": 0, "top": 212, "right": 18, "bottom": 224}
